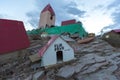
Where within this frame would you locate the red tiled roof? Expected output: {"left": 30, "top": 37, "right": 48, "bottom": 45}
{"left": 38, "top": 36, "right": 58, "bottom": 57}
{"left": 0, "top": 19, "right": 30, "bottom": 54}
{"left": 41, "top": 4, "right": 55, "bottom": 15}
{"left": 61, "top": 19, "right": 76, "bottom": 26}
{"left": 112, "top": 29, "right": 120, "bottom": 33}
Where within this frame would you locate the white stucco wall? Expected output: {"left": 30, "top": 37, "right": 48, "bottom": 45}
{"left": 41, "top": 37, "right": 74, "bottom": 66}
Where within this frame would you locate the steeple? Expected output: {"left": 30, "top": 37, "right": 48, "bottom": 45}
{"left": 39, "top": 4, "right": 56, "bottom": 28}
{"left": 41, "top": 4, "right": 55, "bottom": 16}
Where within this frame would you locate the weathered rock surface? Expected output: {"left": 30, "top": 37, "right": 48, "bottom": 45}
{"left": 33, "top": 71, "right": 44, "bottom": 80}
{"left": 24, "top": 74, "right": 32, "bottom": 80}
{"left": 79, "top": 53, "right": 106, "bottom": 63}
{"left": 81, "top": 61, "right": 109, "bottom": 74}
{"left": 0, "top": 37, "right": 120, "bottom": 80}
{"left": 56, "top": 53, "right": 109, "bottom": 79}
{"left": 57, "top": 66, "right": 75, "bottom": 78}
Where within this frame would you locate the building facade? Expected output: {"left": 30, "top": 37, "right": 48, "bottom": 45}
{"left": 102, "top": 29, "right": 120, "bottom": 47}
{"left": 38, "top": 36, "right": 75, "bottom": 66}
{"left": 39, "top": 4, "right": 55, "bottom": 28}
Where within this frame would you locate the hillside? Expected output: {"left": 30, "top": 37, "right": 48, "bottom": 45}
{"left": 0, "top": 37, "right": 120, "bottom": 80}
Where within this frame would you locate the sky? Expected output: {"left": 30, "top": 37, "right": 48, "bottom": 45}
{"left": 0, "top": 0, "right": 120, "bottom": 34}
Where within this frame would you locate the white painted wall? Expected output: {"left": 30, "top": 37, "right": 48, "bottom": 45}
{"left": 41, "top": 37, "right": 74, "bottom": 66}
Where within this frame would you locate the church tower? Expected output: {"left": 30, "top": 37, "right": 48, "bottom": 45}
{"left": 39, "top": 4, "right": 55, "bottom": 28}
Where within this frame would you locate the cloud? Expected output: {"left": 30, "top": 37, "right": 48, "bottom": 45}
{"left": 0, "top": 14, "right": 14, "bottom": 19}
{"left": 26, "top": 0, "right": 80, "bottom": 27}
{"left": 62, "top": 1, "right": 86, "bottom": 19}
{"left": 107, "top": 0, "right": 120, "bottom": 9}
{"left": 0, "top": 14, "right": 3, "bottom": 18}
{"left": 101, "top": 24, "right": 120, "bottom": 33}
{"left": 76, "top": 0, "right": 120, "bottom": 34}
{"left": 112, "top": 10, "right": 120, "bottom": 23}
{"left": 58, "top": 1, "right": 87, "bottom": 23}
{"left": 94, "top": 5, "right": 104, "bottom": 10}
{"left": 102, "top": 10, "right": 120, "bottom": 32}
{"left": 66, "top": 6, "right": 86, "bottom": 17}
{"left": 67, "top": 1, "right": 77, "bottom": 7}
{"left": 109, "top": 11, "right": 120, "bottom": 29}
{"left": 0, "top": 14, "right": 8, "bottom": 18}
{"left": 102, "top": 0, "right": 120, "bottom": 31}
{"left": 26, "top": 11, "right": 39, "bottom": 28}
{"left": 25, "top": 0, "right": 119, "bottom": 34}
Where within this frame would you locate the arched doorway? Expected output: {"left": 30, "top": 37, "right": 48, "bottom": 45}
{"left": 56, "top": 51, "right": 63, "bottom": 62}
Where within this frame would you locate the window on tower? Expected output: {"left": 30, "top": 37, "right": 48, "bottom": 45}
{"left": 50, "top": 15, "right": 53, "bottom": 20}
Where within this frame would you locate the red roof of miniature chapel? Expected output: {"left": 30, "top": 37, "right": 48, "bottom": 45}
{"left": 0, "top": 19, "right": 30, "bottom": 54}
{"left": 38, "top": 36, "right": 58, "bottom": 57}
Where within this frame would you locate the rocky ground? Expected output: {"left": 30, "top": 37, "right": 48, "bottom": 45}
{"left": 0, "top": 37, "right": 120, "bottom": 80}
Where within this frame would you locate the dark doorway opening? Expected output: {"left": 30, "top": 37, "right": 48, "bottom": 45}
{"left": 56, "top": 51, "right": 63, "bottom": 62}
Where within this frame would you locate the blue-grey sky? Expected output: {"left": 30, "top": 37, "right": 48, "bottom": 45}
{"left": 0, "top": 0, "right": 120, "bottom": 34}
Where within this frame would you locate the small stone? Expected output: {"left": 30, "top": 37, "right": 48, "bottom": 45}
{"left": 74, "top": 63, "right": 85, "bottom": 73}
{"left": 57, "top": 66, "right": 75, "bottom": 79}
{"left": 33, "top": 71, "right": 44, "bottom": 80}
{"left": 81, "top": 62, "right": 109, "bottom": 74}
{"left": 107, "top": 65, "right": 118, "bottom": 73}
{"left": 24, "top": 74, "right": 33, "bottom": 80}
